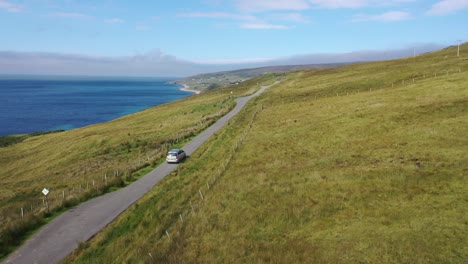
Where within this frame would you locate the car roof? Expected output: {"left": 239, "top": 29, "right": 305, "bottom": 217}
{"left": 168, "top": 149, "right": 181, "bottom": 152}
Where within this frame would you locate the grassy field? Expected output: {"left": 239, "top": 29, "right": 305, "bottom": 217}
{"left": 63, "top": 44, "right": 467, "bottom": 263}
{"left": 0, "top": 75, "right": 275, "bottom": 259}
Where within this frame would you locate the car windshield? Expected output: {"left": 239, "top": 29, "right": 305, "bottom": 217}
{"left": 168, "top": 152, "right": 177, "bottom": 156}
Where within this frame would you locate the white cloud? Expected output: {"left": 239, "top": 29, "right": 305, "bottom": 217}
{"left": 0, "top": 44, "right": 445, "bottom": 77}
{"left": 309, "top": 0, "right": 369, "bottom": 8}
{"left": 0, "top": 50, "right": 201, "bottom": 77}
{"left": 235, "top": 0, "right": 310, "bottom": 12}
{"left": 270, "top": 13, "right": 311, "bottom": 23}
{"left": 353, "top": 11, "right": 411, "bottom": 22}
{"left": 274, "top": 43, "right": 444, "bottom": 64}
{"left": 178, "top": 12, "right": 295, "bottom": 30}
{"left": 427, "top": 0, "right": 468, "bottom": 15}
{"left": 46, "top": 12, "right": 87, "bottom": 18}
{"left": 178, "top": 12, "right": 256, "bottom": 21}
{"left": 135, "top": 25, "right": 151, "bottom": 31}
{"left": 193, "top": 57, "right": 274, "bottom": 64}
{"left": 0, "top": 0, "right": 22, "bottom": 12}
{"left": 309, "top": 0, "right": 418, "bottom": 8}
{"left": 241, "top": 23, "right": 291, "bottom": 29}
{"left": 105, "top": 18, "right": 124, "bottom": 24}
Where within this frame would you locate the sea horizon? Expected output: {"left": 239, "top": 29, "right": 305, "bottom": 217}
{"left": 0, "top": 74, "right": 185, "bottom": 81}
{"left": 0, "top": 76, "right": 191, "bottom": 137}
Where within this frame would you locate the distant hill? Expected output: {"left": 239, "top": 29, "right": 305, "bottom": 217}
{"left": 173, "top": 63, "right": 344, "bottom": 91}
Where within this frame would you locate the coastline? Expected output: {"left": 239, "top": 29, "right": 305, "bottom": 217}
{"left": 179, "top": 84, "right": 201, "bottom": 94}
{"left": 0, "top": 78, "right": 191, "bottom": 137}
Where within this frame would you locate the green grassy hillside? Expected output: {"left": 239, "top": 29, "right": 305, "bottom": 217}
{"left": 0, "top": 75, "right": 275, "bottom": 259}
{"left": 64, "top": 44, "right": 467, "bottom": 263}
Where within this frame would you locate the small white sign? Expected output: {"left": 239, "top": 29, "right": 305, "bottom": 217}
{"left": 42, "top": 188, "right": 49, "bottom": 196}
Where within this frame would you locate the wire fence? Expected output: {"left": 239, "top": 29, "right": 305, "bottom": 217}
{"left": 0, "top": 105, "right": 235, "bottom": 252}
{"left": 336, "top": 68, "right": 464, "bottom": 97}
{"left": 146, "top": 103, "right": 264, "bottom": 260}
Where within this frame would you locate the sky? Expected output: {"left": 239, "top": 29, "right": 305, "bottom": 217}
{"left": 0, "top": 0, "right": 467, "bottom": 77}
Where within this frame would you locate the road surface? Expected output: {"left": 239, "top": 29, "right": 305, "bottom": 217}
{"left": 3, "top": 81, "right": 278, "bottom": 264}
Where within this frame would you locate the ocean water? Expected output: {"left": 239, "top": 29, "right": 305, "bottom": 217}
{"left": 0, "top": 76, "right": 190, "bottom": 136}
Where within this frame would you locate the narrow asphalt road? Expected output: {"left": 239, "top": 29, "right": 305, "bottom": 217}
{"left": 3, "top": 81, "right": 278, "bottom": 264}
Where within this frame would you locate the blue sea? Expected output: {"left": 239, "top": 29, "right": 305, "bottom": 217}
{"left": 0, "top": 76, "right": 190, "bottom": 136}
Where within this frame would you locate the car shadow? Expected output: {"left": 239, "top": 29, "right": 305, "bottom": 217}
{"left": 180, "top": 155, "right": 190, "bottom": 163}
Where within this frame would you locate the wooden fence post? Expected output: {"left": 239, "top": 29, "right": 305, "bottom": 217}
{"left": 190, "top": 201, "right": 195, "bottom": 214}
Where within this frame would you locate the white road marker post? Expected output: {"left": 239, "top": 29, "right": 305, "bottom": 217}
{"left": 42, "top": 188, "right": 50, "bottom": 213}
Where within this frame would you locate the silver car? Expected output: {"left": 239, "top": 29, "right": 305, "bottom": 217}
{"left": 166, "top": 149, "right": 186, "bottom": 163}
